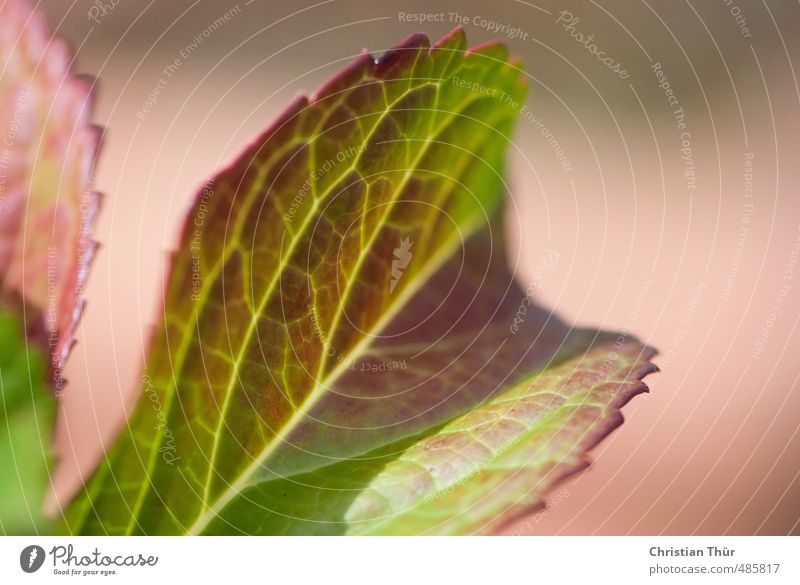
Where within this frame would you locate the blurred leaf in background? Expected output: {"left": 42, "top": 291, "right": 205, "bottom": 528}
{"left": 0, "top": 311, "right": 53, "bottom": 535}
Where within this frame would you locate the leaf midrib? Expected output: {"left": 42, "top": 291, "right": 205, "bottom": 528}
{"left": 124, "top": 55, "right": 501, "bottom": 532}
{"left": 196, "top": 86, "right": 452, "bottom": 504}
{"left": 122, "top": 79, "right": 433, "bottom": 534}
{"left": 188, "top": 79, "right": 532, "bottom": 536}
{"left": 186, "top": 103, "right": 510, "bottom": 535}
{"left": 185, "top": 215, "right": 485, "bottom": 535}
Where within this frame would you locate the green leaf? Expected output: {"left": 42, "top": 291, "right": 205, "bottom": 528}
{"left": 0, "top": 0, "right": 100, "bottom": 389}
{"left": 65, "top": 28, "right": 656, "bottom": 535}
{"left": 0, "top": 311, "right": 54, "bottom": 535}
{"left": 0, "top": 0, "right": 96, "bottom": 536}
{"left": 345, "top": 340, "right": 656, "bottom": 535}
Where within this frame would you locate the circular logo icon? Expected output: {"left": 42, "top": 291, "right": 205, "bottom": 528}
{"left": 19, "top": 545, "right": 46, "bottom": 573}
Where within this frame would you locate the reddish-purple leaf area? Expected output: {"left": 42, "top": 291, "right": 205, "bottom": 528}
{"left": 0, "top": 0, "right": 100, "bottom": 389}
{"left": 62, "top": 27, "right": 657, "bottom": 535}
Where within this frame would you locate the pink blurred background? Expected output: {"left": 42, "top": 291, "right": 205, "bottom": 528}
{"left": 39, "top": 0, "right": 800, "bottom": 534}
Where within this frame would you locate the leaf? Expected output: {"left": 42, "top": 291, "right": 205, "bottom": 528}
{"left": 65, "top": 27, "right": 656, "bottom": 535}
{"left": 0, "top": 0, "right": 96, "bottom": 536}
{"left": 0, "top": 0, "right": 100, "bottom": 389}
{"left": 0, "top": 310, "right": 54, "bottom": 535}
{"left": 345, "top": 340, "right": 656, "bottom": 535}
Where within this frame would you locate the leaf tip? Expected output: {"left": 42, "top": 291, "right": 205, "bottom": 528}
{"left": 433, "top": 25, "right": 467, "bottom": 52}
{"left": 374, "top": 31, "right": 430, "bottom": 76}
{"left": 311, "top": 51, "right": 374, "bottom": 102}
{"left": 466, "top": 39, "right": 510, "bottom": 61}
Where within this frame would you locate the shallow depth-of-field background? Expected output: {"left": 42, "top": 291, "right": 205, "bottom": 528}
{"left": 40, "top": 0, "right": 800, "bottom": 535}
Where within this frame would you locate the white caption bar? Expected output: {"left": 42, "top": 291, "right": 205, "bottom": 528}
{"left": 1, "top": 536, "right": 797, "bottom": 584}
